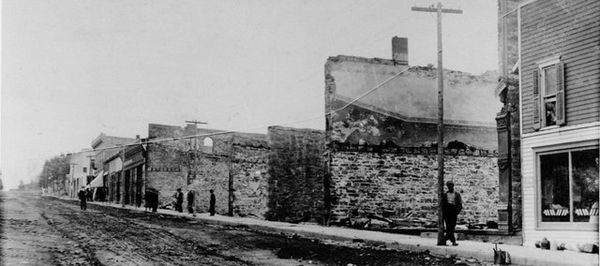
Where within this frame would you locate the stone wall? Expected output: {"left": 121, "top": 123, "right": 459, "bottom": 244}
{"left": 145, "top": 123, "right": 269, "bottom": 216}
{"left": 267, "top": 126, "right": 327, "bottom": 223}
{"left": 328, "top": 97, "right": 498, "bottom": 150}
{"left": 231, "top": 144, "right": 270, "bottom": 218}
{"left": 329, "top": 146, "right": 499, "bottom": 225}
{"left": 145, "top": 137, "right": 195, "bottom": 208}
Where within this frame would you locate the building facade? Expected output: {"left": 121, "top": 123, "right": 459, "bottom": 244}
{"left": 518, "top": 0, "right": 600, "bottom": 246}
{"left": 145, "top": 123, "right": 270, "bottom": 216}
{"left": 68, "top": 149, "right": 94, "bottom": 197}
{"left": 86, "top": 133, "right": 136, "bottom": 202}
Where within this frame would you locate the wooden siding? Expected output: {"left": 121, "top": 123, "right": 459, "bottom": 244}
{"left": 520, "top": 0, "right": 600, "bottom": 134}
{"left": 521, "top": 123, "right": 600, "bottom": 246}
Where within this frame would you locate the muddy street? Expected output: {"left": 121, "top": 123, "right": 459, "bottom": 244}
{"left": 1, "top": 191, "right": 471, "bottom": 266}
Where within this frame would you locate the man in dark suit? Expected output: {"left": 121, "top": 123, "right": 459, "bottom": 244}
{"left": 174, "top": 188, "right": 183, "bottom": 212}
{"left": 209, "top": 189, "right": 216, "bottom": 216}
{"left": 442, "top": 181, "right": 462, "bottom": 246}
{"left": 78, "top": 186, "right": 87, "bottom": 211}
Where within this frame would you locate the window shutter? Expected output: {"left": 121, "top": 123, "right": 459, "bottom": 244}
{"left": 555, "top": 62, "right": 566, "bottom": 125}
{"left": 532, "top": 69, "right": 541, "bottom": 130}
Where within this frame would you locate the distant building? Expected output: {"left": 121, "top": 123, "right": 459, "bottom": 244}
{"left": 145, "top": 123, "right": 269, "bottom": 216}
{"left": 69, "top": 133, "right": 135, "bottom": 199}
{"left": 68, "top": 149, "right": 95, "bottom": 197}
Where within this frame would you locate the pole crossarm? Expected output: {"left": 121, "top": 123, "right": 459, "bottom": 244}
{"left": 185, "top": 120, "right": 208, "bottom": 125}
{"left": 411, "top": 6, "right": 463, "bottom": 14}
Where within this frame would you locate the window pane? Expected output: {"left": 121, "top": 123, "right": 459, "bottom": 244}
{"left": 572, "top": 149, "right": 599, "bottom": 223}
{"left": 540, "top": 152, "right": 570, "bottom": 222}
{"left": 544, "top": 66, "right": 557, "bottom": 95}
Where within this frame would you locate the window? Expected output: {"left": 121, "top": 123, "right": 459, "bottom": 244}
{"left": 83, "top": 167, "right": 87, "bottom": 173}
{"left": 538, "top": 147, "right": 599, "bottom": 227}
{"left": 542, "top": 65, "right": 558, "bottom": 126}
{"left": 532, "top": 56, "right": 565, "bottom": 130}
{"left": 202, "top": 137, "right": 214, "bottom": 154}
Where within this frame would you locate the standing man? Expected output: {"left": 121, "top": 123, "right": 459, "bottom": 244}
{"left": 78, "top": 186, "right": 87, "bottom": 211}
{"left": 151, "top": 188, "right": 159, "bottom": 213}
{"left": 209, "top": 189, "right": 216, "bottom": 216}
{"left": 174, "top": 188, "right": 184, "bottom": 212}
{"left": 187, "top": 190, "right": 195, "bottom": 216}
{"left": 442, "top": 181, "right": 462, "bottom": 246}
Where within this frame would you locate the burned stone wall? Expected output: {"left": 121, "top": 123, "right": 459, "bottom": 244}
{"left": 328, "top": 97, "right": 498, "bottom": 150}
{"left": 231, "top": 143, "right": 270, "bottom": 218}
{"left": 329, "top": 146, "right": 499, "bottom": 225}
{"left": 146, "top": 123, "right": 269, "bottom": 216}
{"left": 145, "top": 140, "right": 189, "bottom": 207}
{"left": 266, "top": 126, "right": 327, "bottom": 223}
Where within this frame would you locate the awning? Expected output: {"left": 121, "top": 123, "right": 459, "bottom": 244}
{"left": 89, "top": 171, "right": 105, "bottom": 188}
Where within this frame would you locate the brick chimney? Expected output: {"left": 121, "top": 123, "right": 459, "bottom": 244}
{"left": 392, "top": 36, "right": 408, "bottom": 65}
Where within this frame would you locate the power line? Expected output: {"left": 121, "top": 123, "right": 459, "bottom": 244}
{"left": 70, "top": 67, "right": 409, "bottom": 154}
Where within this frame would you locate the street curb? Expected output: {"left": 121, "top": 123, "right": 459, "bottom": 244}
{"left": 50, "top": 196, "right": 598, "bottom": 266}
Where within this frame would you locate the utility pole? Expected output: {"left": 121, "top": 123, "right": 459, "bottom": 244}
{"left": 411, "top": 2, "right": 462, "bottom": 246}
{"left": 120, "top": 145, "right": 126, "bottom": 207}
{"left": 185, "top": 120, "right": 207, "bottom": 186}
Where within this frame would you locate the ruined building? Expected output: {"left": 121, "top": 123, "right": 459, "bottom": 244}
{"left": 324, "top": 37, "right": 503, "bottom": 226}
{"left": 145, "top": 123, "right": 270, "bottom": 217}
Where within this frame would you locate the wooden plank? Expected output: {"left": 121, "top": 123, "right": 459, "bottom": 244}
{"left": 522, "top": 37, "right": 600, "bottom": 60}
{"left": 522, "top": 37, "right": 600, "bottom": 59}
{"left": 520, "top": 2, "right": 600, "bottom": 31}
{"left": 521, "top": 9, "right": 600, "bottom": 35}
{"left": 519, "top": 0, "right": 600, "bottom": 133}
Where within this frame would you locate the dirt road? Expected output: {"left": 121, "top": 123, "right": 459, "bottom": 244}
{"left": 1, "top": 191, "right": 476, "bottom": 265}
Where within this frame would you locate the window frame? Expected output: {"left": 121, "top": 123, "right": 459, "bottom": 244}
{"left": 538, "top": 57, "right": 560, "bottom": 129}
{"left": 533, "top": 55, "right": 565, "bottom": 131}
{"left": 535, "top": 141, "right": 599, "bottom": 231}
{"left": 540, "top": 64, "right": 558, "bottom": 127}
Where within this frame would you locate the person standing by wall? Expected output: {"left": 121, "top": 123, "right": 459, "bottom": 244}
{"left": 442, "top": 181, "right": 462, "bottom": 246}
{"left": 151, "top": 188, "right": 159, "bottom": 213}
{"left": 174, "top": 188, "right": 183, "bottom": 212}
{"left": 187, "top": 190, "right": 195, "bottom": 216}
{"left": 209, "top": 189, "right": 216, "bottom": 216}
{"left": 78, "top": 186, "right": 87, "bottom": 211}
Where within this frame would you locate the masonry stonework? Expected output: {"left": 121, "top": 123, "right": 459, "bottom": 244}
{"left": 145, "top": 123, "right": 269, "bottom": 216}
{"left": 329, "top": 148, "right": 499, "bottom": 225}
{"left": 266, "top": 126, "right": 327, "bottom": 223}
{"left": 230, "top": 143, "right": 270, "bottom": 218}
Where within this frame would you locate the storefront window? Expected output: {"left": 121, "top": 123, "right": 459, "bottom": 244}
{"left": 572, "top": 149, "right": 599, "bottom": 222}
{"left": 540, "top": 152, "right": 570, "bottom": 222}
{"left": 539, "top": 148, "right": 599, "bottom": 224}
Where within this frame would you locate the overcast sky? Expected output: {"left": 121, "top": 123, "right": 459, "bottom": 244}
{"left": 1, "top": 0, "right": 497, "bottom": 189}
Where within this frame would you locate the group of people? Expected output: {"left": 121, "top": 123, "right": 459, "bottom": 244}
{"left": 77, "top": 185, "right": 217, "bottom": 217}
{"left": 173, "top": 188, "right": 216, "bottom": 216}
{"left": 77, "top": 182, "right": 461, "bottom": 245}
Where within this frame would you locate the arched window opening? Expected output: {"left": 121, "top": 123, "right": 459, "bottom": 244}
{"left": 202, "top": 137, "right": 214, "bottom": 154}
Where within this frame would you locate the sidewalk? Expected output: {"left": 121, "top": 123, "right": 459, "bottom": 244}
{"left": 68, "top": 197, "right": 598, "bottom": 266}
